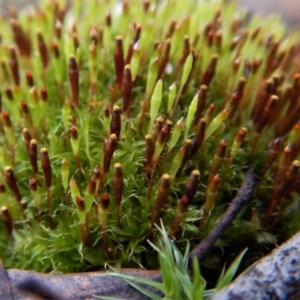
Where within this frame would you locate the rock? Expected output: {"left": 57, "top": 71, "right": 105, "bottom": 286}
{"left": 0, "top": 264, "right": 161, "bottom": 300}
{"left": 212, "top": 232, "right": 300, "bottom": 300}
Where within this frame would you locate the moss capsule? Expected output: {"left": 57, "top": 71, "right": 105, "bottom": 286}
{"left": 68, "top": 55, "right": 79, "bottom": 108}
{"left": 40, "top": 148, "right": 52, "bottom": 189}
{"left": 110, "top": 106, "right": 121, "bottom": 140}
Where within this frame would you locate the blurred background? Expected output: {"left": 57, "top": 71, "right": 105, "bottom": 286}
{"left": 0, "top": 0, "right": 299, "bottom": 27}
{"left": 239, "top": 0, "right": 300, "bottom": 28}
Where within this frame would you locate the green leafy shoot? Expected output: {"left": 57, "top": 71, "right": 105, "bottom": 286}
{"left": 95, "top": 220, "right": 207, "bottom": 300}
{"left": 215, "top": 248, "right": 248, "bottom": 291}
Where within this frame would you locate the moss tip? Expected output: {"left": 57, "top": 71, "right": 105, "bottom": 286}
{"left": 191, "top": 170, "right": 200, "bottom": 176}
{"left": 40, "top": 148, "right": 48, "bottom": 154}
{"left": 114, "top": 163, "right": 122, "bottom": 168}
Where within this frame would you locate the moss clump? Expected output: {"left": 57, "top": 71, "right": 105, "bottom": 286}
{"left": 0, "top": 0, "right": 299, "bottom": 278}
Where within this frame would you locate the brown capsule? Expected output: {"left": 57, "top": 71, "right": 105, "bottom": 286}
{"left": 145, "top": 135, "right": 154, "bottom": 167}
{"left": 93, "top": 165, "right": 101, "bottom": 181}
{"left": 29, "top": 86, "right": 39, "bottom": 105}
{"left": 105, "top": 11, "right": 112, "bottom": 27}
{"left": 271, "top": 75, "right": 281, "bottom": 95}
{"left": 262, "top": 138, "right": 282, "bottom": 174}
{"left": 29, "top": 178, "right": 38, "bottom": 192}
{"left": 40, "top": 148, "right": 52, "bottom": 189}
{"left": 154, "top": 174, "right": 171, "bottom": 211}
{"left": 75, "top": 196, "right": 85, "bottom": 212}
{"left": 157, "top": 123, "right": 171, "bottom": 146}
{"left": 2, "top": 111, "right": 12, "bottom": 127}
{"left": 71, "top": 116, "right": 77, "bottom": 127}
{"left": 153, "top": 117, "right": 164, "bottom": 144}
{"left": 89, "top": 41, "right": 97, "bottom": 66}
{"left": 55, "top": 19, "right": 62, "bottom": 39}
{"left": 100, "top": 192, "right": 110, "bottom": 210}
{"left": 207, "top": 30, "right": 214, "bottom": 48}
{"left": 204, "top": 103, "right": 216, "bottom": 124}
{"left": 264, "top": 41, "right": 280, "bottom": 78}
{"left": 177, "top": 195, "right": 189, "bottom": 214}
{"left": 110, "top": 106, "right": 121, "bottom": 139}
{"left": 70, "top": 126, "right": 78, "bottom": 140}
{"left": 122, "top": 65, "right": 132, "bottom": 113}
{"left": 29, "top": 139, "right": 38, "bottom": 175}
{"left": 251, "top": 79, "right": 273, "bottom": 123}
{"left": 213, "top": 29, "right": 221, "bottom": 48}
{"left": 282, "top": 45, "right": 297, "bottom": 72}
{"left": 208, "top": 140, "right": 227, "bottom": 184}
{"left": 201, "top": 54, "right": 218, "bottom": 88}
{"left": 5, "top": 83, "right": 13, "bottom": 101}
{"left": 194, "top": 85, "right": 207, "bottom": 126}
{"left": 284, "top": 73, "right": 300, "bottom": 118}
{"left": 276, "top": 96, "right": 300, "bottom": 138}
{"left": 103, "top": 104, "right": 110, "bottom": 118}
{"left": 235, "top": 127, "right": 247, "bottom": 144}
{"left": 175, "top": 140, "right": 192, "bottom": 179}
{"left": 114, "top": 36, "right": 125, "bottom": 86}
{"left": 251, "top": 58, "right": 262, "bottom": 74}
{"left": 40, "top": 87, "right": 47, "bottom": 102}
{"left": 37, "top": 30, "right": 49, "bottom": 69}
{"left": 230, "top": 36, "right": 240, "bottom": 51}
{"left": 1, "top": 206, "right": 13, "bottom": 238}
{"left": 133, "top": 23, "right": 142, "bottom": 43}
{"left": 232, "top": 57, "right": 241, "bottom": 74}
{"left": 205, "top": 174, "right": 221, "bottom": 211}
{"left": 10, "top": 19, "right": 31, "bottom": 57}
{"left": 165, "top": 120, "right": 173, "bottom": 144}
{"left": 72, "top": 32, "right": 80, "bottom": 51}
{"left": 25, "top": 71, "right": 34, "bottom": 88}
{"left": 165, "top": 19, "right": 177, "bottom": 39}
{"left": 158, "top": 39, "right": 171, "bottom": 79}
{"left": 90, "top": 27, "right": 98, "bottom": 45}
{"left": 255, "top": 95, "right": 278, "bottom": 134}
{"left": 180, "top": 35, "right": 191, "bottom": 65}
{"left": 275, "top": 145, "right": 291, "bottom": 186}
{"left": 22, "top": 128, "right": 32, "bottom": 151}
{"left": 291, "top": 124, "right": 300, "bottom": 161}
{"left": 122, "top": 0, "right": 129, "bottom": 14}
{"left": 143, "top": 0, "right": 150, "bottom": 12}
{"left": 125, "top": 24, "right": 142, "bottom": 64}
{"left": 103, "top": 134, "right": 117, "bottom": 174}
{"left": 8, "top": 46, "right": 20, "bottom": 86}
{"left": 0, "top": 181, "right": 6, "bottom": 194}
{"left": 204, "top": 22, "right": 213, "bottom": 38}
{"left": 68, "top": 55, "right": 79, "bottom": 108}
{"left": 183, "top": 170, "right": 200, "bottom": 204}
{"left": 86, "top": 176, "right": 96, "bottom": 196}
{"left": 20, "top": 101, "right": 33, "bottom": 128}
{"left": 71, "top": 22, "right": 77, "bottom": 33}
{"left": 113, "top": 163, "right": 124, "bottom": 206}
{"left": 153, "top": 40, "right": 160, "bottom": 52}
{"left": 275, "top": 160, "right": 300, "bottom": 200}
{"left": 228, "top": 77, "right": 247, "bottom": 118}
{"left": 1, "top": 60, "right": 10, "bottom": 82}
{"left": 4, "top": 166, "right": 22, "bottom": 203}
{"left": 170, "top": 195, "right": 189, "bottom": 237}
{"left": 251, "top": 27, "right": 261, "bottom": 40}
{"left": 56, "top": 5, "right": 65, "bottom": 21}
{"left": 192, "top": 118, "right": 206, "bottom": 155}
{"left": 213, "top": 8, "right": 221, "bottom": 28}
{"left": 51, "top": 42, "right": 60, "bottom": 59}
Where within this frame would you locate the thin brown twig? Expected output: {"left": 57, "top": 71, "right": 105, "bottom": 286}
{"left": 189, "top": 170, "right": 260, "bottom": 262}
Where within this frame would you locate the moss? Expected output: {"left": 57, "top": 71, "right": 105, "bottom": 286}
{"left": 0, "top": 0, "right": 299, "bottom": 279}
